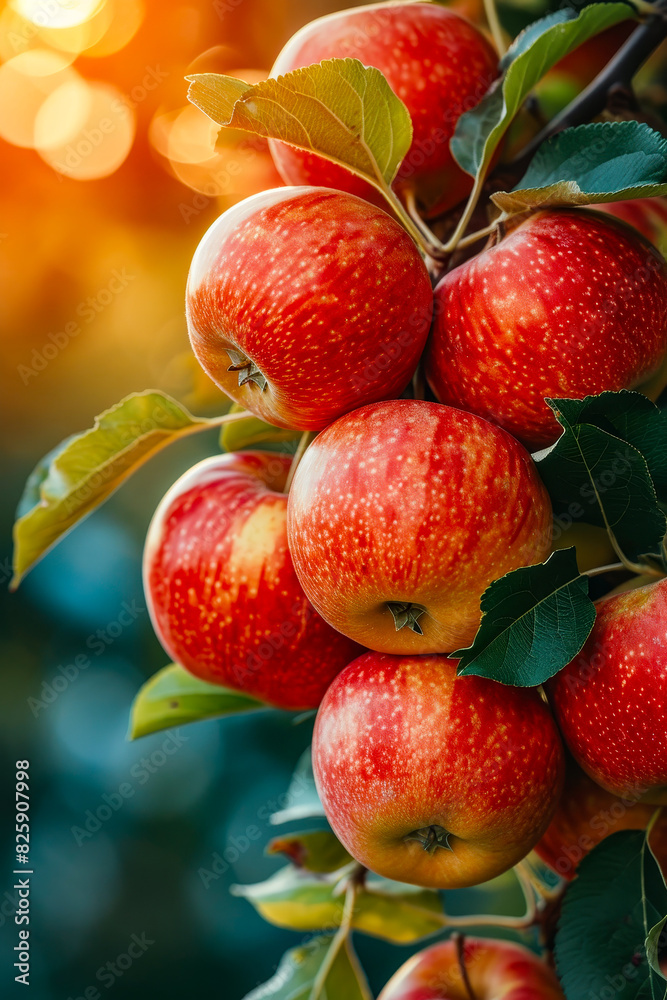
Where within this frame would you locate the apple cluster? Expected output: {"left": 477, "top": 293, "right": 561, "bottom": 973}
{"left": 143, "top": 0, "right": 667, "bottom": 916}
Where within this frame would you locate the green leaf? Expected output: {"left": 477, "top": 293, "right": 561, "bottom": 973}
{"left": 129, "top": 663, "right": 266, "bottom": 739}
{"left": 451, "top": 3, "right": 638, "bottom": 181}
{"left": 270, "top": 748, "right": 326, "bottom": 825}
{"left": 220, "top": 403, "right": 300, "bottom": 452}
{"left": 545, "top": 391, "right": 667, "bottom": 505}
{"left": 232, "top": 866, "right": 446, "bottom": 943}
{"left": 493, "top": 122, "right": 667, "bottom": 215}
{"left": 186, "top": 58, "right": 412, "bottom": 192}
{"left": 244, "top": 934, "right": 372, "bottom": 1000}
{"left": 535, "top": 399, "right": 667, "bottom": 565}
{"left": 555, "top": 829, "right": 667, "bottom": 1000}
{"left": 451, "top": 548, "right": 596, "bottom": 686}
{"left": 11, "top": 391, "right": 212, "bottom": 589}
{"left": 266, "top": 830, "right": 353, "bottom": 874}
{"left": 646, "top": 916, "right": 667, "bottom": 982}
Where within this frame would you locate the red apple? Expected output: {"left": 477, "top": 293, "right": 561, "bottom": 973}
{"left": 594, "top": 197, "right": 667, "bottom": 253}
{"left": 186, "top": 187, "right": 433, "bottom": 431}
{"left": 378, "top": 936, "right": 565, "bottom": 1000}
{"left": 313, "top": 652, "right": 564, "bottom": 889}
{"left": 287, "top": 399, "right": 552, "bottom": 655}
{"left": 143, "top": 451, "right": 362, "bottom": 710}
{"left": 268, "top": 3, "right": 498, "bottom": 216}
{"left": 534, "top": 758, "right": 667, "bottom": 881}
{"left": 548, "top": 578, "right": 667, "bottom": 805}
{"left": 425, "top": 208, "right": 667, "bottom": 450}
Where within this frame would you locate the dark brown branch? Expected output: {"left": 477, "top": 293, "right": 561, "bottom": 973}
{"left": 509, "top": 2, "right": 667, "bottom": 175}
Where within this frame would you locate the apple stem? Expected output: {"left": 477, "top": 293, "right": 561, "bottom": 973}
{"left": 583, "top": 561, "right": 626, "bottom": 578}
{"left": 284, "top": 431, "right": 316, "bottom": 494}
{"left": 307, "top": 878, "right": 359, "bottom": 1000}
{"left": 443, "top": 172, "right": 488, "bottom": 255}
{"left": 483, "top": 0, "right": 506, "bottom": 57}
{"left": 381, "top": 183, "right": 450, "bottom": 260}
{"left": 453, "top": 935, "right": 479, "bottom": 1000}
{"left": 455, "top": 220, "right": 503, "bottom": 251}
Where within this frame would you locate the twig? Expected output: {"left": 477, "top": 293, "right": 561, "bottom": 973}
{"left": 509, "top": 3, "right": 667, "bottom": 174}
{"left": 308, "top": 879, "right": 358, "bottom": 1000}
{"left": 484, "top": 0, "right": 506, "bottom": 57}
{"left": 284, "top": 430, "right": 315, "bottom": 493}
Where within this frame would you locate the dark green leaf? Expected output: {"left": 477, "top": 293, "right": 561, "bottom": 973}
{"left": 187, "top": 58, "right": 412, "bottom": 191}
{"left": 451, "top": 2, "right": 638, "bottom": 180}
{"left": 11, "top": 391, "right": 213, "bottom": 589}
{"left": 536, "top": 400, "right": 666, "bottom": 564}
{"left": 243, "top": 934, "right": 372, "bottom": 1000}
{"left": 129, "top": 663, "right": 266, "bottom": 739}
{"left": 493, "top": 122, "right": 667, "bottom": 215}
{"left": 266, "top": 830, "right": 353, "bottom": 874}
{"left": 270, "top": 748, "right": 326, "bottom": 825}
{"left": 451, "top": 548, "right": 596, "bottom": 686}
{"left": 232, "top": 865, "right": 446, "bottom": 942}
{"left": 555, "top": 829, "right": 667, "bottom": 1000}
{"left": 547, "top": 391, "right": 667, "bottom": 505}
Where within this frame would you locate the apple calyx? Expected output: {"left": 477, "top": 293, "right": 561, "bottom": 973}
{"left": 226, "top": 348, "right": 268, "bottom": 392}
{"left": 404, "top": 824, "right": 454, "bottom": 854}
{"left": 387, "top": 601, "right": 427, "bottom": 634}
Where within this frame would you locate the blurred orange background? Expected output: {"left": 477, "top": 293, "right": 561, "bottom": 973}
{"left": 0, "top": 0, "right": 369, "bottom": 464}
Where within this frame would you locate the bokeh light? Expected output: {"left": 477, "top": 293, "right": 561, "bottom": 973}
{"left": 37, "top": 79, "right": 136, "bottom": 178}
{"left": 0, "top": 48, "right": 77, "bottom": 147}
{"left": 12, "top": 0, "right": 105, "bottom": 30}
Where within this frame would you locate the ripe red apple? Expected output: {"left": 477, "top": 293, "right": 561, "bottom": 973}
{"left": 313, "top": 652, "right": 564, "bottom": 889}
{"left": 378, "top": 936, "right": 565, "bottom": 1000}
{"left": 425, "top": 208, "right": 667, "bottom": 450}
{"left": 143, "top": 451, "right": 362, "bottom": 710}
{"left": 287, "top": 399, "right": 552, "bottom": 655}
{"left": 595, "top": 197, "right": 667, "bottom": 253}
{"left": 186, "top": 187, "right": 433, "bottom": 431}
{"left": 534, "top": 758, "right": 667, "bottom": 881}
{"left": 268, "top": 3, "right": 498, "bottom": 216}
{"left": 548, "top": 578, "right": 667, "bottom": 805}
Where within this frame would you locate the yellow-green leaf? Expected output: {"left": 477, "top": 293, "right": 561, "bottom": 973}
{"left": 232, "top": 865, "right": 445, "bottom": 943}
{"left": 186, "top": 58, "right": 412, "bottom": 192}
{"left": 11, "top": 391, "right": 227, "bottom": 589}
{"left": 244, "top": 934, "right": 372, "bottom": 1000}
{"left": 129, "top": 663, "right": 267, "bottom": 739}
{"left": 266, "top": 830, "right": 353, "bottom": 874}
{"left": 220, "top": 404, "right": 300, "bottom": 452}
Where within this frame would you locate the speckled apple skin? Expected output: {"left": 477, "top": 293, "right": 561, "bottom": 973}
{"left": 186, "top": 187, "right": 433, "bottom": 431}
{"left": 595, "top": 197, "right": 667, "bottom": 249}
{"left": 268, "top": 3, "right": 498, "bottom": 215}
{"left": 313, "top": 653, "right": 564, "bottom": 889}
{"left": 534, "top": 758, "right": 667, "bottom": 880}
{"left": 143, "top": 452, "right": 362, "bottom": 710}
{"left": 287, "top": 399, "right": 552, "bottom": 655}
{"left": 426, "top": 209, "right": 667, "bottom": 450}
{"left": 548, "top": 579, "right": 667, "bottom": 804}
{"left": 378, "top": 937, "right": 565, "bottom": 1000}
